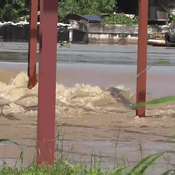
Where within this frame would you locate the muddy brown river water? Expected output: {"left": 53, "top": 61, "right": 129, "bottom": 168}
{"left": 0, "top": 43, "right": 175, "bottom": 174}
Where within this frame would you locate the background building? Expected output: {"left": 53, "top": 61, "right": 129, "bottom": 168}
{"left": 117, "top": 0, "right": 175, "bottom": 24}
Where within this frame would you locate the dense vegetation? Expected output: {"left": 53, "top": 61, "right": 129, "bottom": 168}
{"left": 0, "top": 0, "right": 117, "bottom": 22}
{"left": 102, "top": 14, "right": 138, "bottom": 25}
{"left": 58, "top": 0, "right": 117, "bottom": 22}
{"left": 0, "top": 0, "right": 30, "bottom": 22}
{"left": 0, "top": 0, "right": 139, "bottom": 25}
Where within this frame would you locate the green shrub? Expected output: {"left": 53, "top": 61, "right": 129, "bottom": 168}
{"left": 102, "top": 14, "right": 138, "bottom": 25}
{"left": 58, "top": 0, "right": 117, "bottom": 23}
{"left": 0, "top": 0, "right": 30, "bottom": 22}
{"left": 164, "top": 7, "right": 175, "bottom": 21}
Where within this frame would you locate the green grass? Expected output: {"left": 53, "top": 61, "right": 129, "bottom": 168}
{"left": 1, "top": 149, "right": 175, "bottom": 175}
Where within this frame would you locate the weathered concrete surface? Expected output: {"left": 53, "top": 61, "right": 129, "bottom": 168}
{"left": 88, "top": 24, "right": 169, "bottom": 34}
{"left": 0, "top": 21, "right": 169, "bottom": 44}
{"left": 0, "top": 22, "right": 70, "bottom": 42}
{"left": 87, "top": 24, "right": 168, "bottom": 44}
{"left": 0, "top": 22, "right": 39, "bottom": 42}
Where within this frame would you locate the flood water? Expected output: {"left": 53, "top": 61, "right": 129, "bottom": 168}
{"left": 0, "top": 42, "right": 175, "bottom": 98}
{"left": 0, "top": 42, "right": 175, "bottom": 174}
{"left": 0, "top": 42, "right": 175, "bottom": 66}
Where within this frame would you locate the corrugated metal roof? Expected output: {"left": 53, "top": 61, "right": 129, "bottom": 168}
{"left": 82, "top": 15, "right": 102, "bottom": 22}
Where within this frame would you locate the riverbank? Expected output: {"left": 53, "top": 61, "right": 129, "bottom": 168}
{"left": 0, "top": 21, "right": 168, "bottom": 45}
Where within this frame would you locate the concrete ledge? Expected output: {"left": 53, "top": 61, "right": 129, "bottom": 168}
{"left": 0, "top": 21, "right": 169, "bottom": 44}
{"left": 88, "top": 34, "right": 138, "bottom": 44}
{"left": 88, "top": 23, "right": 169, "bottom": 34}
{"left": 88, "top": 36, "right": 166, "bottom": 45}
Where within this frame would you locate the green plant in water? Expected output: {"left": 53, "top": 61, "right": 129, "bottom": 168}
{"left": 0, "top": 139, "right": 24, "bottom": 165}
{"left": 128, "top": 151, "right": 175, "bottom": 175}
{"left": 1, "top": 151, "right": 175, "bottom": 174}
{"left": 132, "top": 95, "right": 175, "bottom": 109}
{"left": 60, "top": 43, "right": 71, "bottom": 48}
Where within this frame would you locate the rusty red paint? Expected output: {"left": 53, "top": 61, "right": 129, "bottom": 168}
{"left": 136, "top": 0, "right": 149, "bottom": 117}
{"left": 37, "top": 0, "right": 58, "bottom": 165}
{"left": 28, "top": 0, "right": 38, "bottom": 89}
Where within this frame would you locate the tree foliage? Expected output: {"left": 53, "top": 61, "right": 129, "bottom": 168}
{"left": 102, "top": 14, "right": 138, "bottom": 25}
{"left": 58, "top": 0, "right": 117, "bottom": 22}
{"left": 0, "top": 0, "right": 30, "bottom": 22}
{"left": 0, "top": 0, "right": 117, "bottom": 23}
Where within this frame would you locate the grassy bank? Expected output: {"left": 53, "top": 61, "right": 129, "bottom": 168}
{"left": 1, "top": 150, "right": 175, "bottom": 175}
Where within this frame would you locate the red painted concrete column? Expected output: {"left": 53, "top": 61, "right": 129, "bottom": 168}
{"left": 136, "top": 0, "right": 149, "bottom": 117}
{"left": 37, "top": 0, "right": 58, "bottom": 165}
{"left": 28, "top": 0, "right": 38, "bottom": 89}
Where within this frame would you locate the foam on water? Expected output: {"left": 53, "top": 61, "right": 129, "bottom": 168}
{"left": 0, "top": 72, "right": 175, "bottom": 121}
{"left": 0, "top": 72, "right": 133, "bottom": 117}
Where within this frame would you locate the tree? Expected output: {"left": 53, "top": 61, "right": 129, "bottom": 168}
{"left": 58, "top": 0, "right": 117, "bottom": 22}
{"left": 0, "top": 0, "right": 30, "bottom": 22}
{"left": 0, "top": 0, "right": 117, "bottom": 23}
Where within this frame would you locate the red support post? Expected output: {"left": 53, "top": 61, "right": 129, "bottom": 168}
{"left": 28, "top": 0, "right": 38, "bottom": 89}
{"left": 37, "top": 0, "right": 58, "bottom": 165}
{"left": 136, "top": 0, "right": 149, "bottom": 117}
